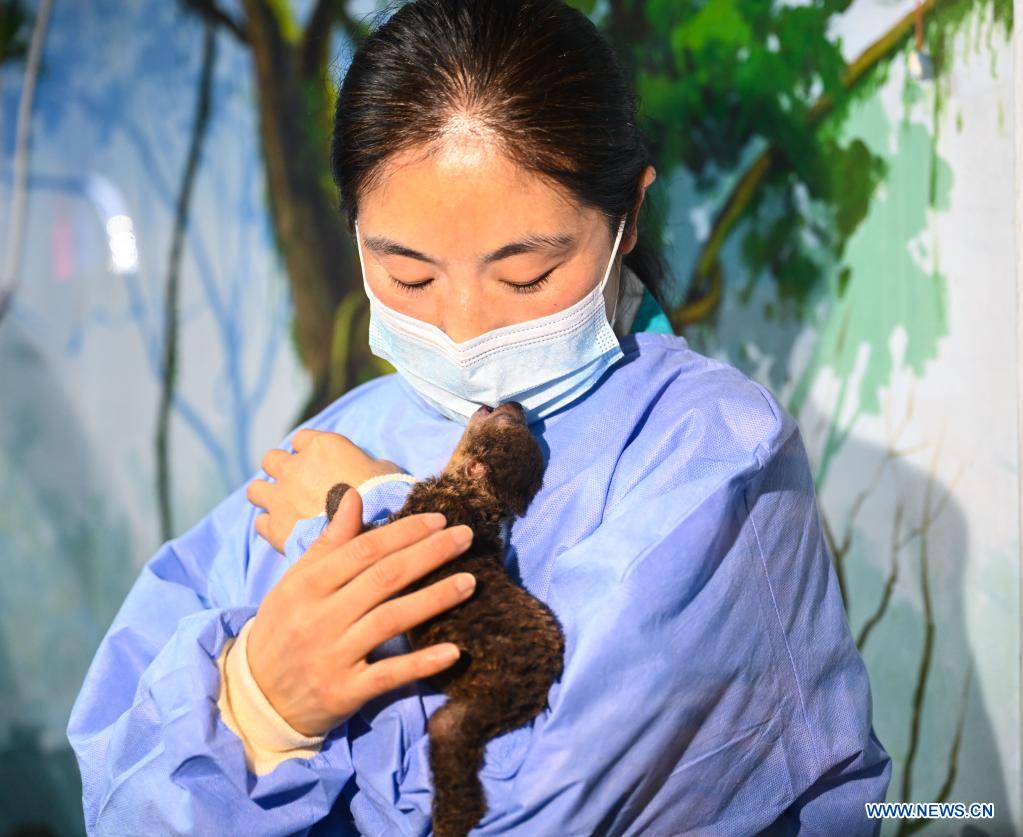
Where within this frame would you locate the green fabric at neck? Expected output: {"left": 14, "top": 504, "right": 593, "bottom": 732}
{"left": 631, "top": 287, "right": 674, "bottom": 335}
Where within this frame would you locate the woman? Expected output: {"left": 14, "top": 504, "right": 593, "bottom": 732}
{"left": 67, "top": 0, "right": 891, "bottom": 834}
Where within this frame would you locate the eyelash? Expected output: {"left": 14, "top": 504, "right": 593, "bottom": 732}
{"left": 388, "top": 269, "right": 556, "bottom": 296}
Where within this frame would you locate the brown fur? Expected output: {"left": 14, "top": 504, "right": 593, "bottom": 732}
{"left": 324, "top": 402, "right": 565, "bottom": 837}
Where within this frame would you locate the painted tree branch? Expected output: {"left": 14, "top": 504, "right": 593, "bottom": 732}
{"left": 236, "top": 0, "right": 380, "bottom": 423}
{"left": 157, "top": 22, "right": 218, "bottom": 541}
{"left": 301, "top": 0, "right": 336, "bottom": 76}
{"left": 0, "top": 0, "right": 53, "bottom": 325}
{"left": 855, "top": 500, "right": 903, "bottom": 650}
{"left": 817, "top": 379, "right": 915, "bottom": 612}
{"left": 899, "top": 439, "right": 939, "bottom": 805}
{"left": 299, "top": 2, "right": 371, "bottom": 79}
{"left": 180, "top": 0, "right": 249, "bottom": 44}
{"left": 895, "top": 665, "right": 973, "bottom": 836}
{"left": 672, "top": 0, "right": 957, "bottom": 331}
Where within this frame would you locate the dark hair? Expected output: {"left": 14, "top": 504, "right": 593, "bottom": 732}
{"left": 330, "top": 0, "right": 671, "bottom": 311}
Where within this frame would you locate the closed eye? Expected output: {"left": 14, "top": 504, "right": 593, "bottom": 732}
{"left": 388, "top": 275, "right": 431, "bottom": 295}
{"left": 387, "top": 267, "right": 558, "bottom": 296}
{"left": 505, "top": 268, "right": 556, "bottom": 294}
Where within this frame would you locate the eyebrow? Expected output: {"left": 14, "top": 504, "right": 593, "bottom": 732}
{"left": 362, "top": 231, "right": 577, "bottom": 265}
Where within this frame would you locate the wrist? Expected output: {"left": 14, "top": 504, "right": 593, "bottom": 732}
{"left": 217, "top": 618, "right": 328, "bottom": 775}
{"left": 240, "top": 618, "right": 328, "bottom": 739}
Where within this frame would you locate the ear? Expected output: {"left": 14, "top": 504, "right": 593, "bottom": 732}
{"left": 623, "top": 165, "right": 657, "bottom": 256}
{"left": 464, "top": 459, "right": 486, "bottom": 479}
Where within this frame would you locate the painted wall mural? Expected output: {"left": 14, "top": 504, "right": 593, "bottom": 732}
{"left": 0, "top": 0, "right": 1014, "bottom": 834}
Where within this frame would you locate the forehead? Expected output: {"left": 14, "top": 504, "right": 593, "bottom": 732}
{"left": 357, "top": 140, "right": 589, "bottom": 256}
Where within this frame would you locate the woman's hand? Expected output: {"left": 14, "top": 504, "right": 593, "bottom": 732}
{"left": 245, "top": 489, "right": 477, "bottom": 737}
{"left": 247, "top": 428, "right": 406, "bottom": 553}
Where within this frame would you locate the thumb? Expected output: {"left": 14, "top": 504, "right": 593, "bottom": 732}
{"left": 321, "top": 486, "right": 363, "bottom": 546}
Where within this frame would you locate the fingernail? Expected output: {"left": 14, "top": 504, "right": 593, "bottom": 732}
{"left": 424, "top": 512, "right": 447, "bottom": 530}
{"left": 431, "top": 644, "right": 461, "bottom": 664}
{"left": 451, "top": 525, "right": 474, "bottom": 547}
{"left": 454, "top": 572, "right": 476, "bottom": 594}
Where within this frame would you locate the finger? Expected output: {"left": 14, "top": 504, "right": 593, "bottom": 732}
{"left": 270, "top": 514, "right": 293, "bottom": 555}
{"left": 292, "top": 427, "right": 358, "bottom": 453}
{"left": 260, "top": 448, "right": 292, "bottom": 479}
{"left": 299, "top": 485, "right": 364, "bottom": 563}
{"left": 332, "top": 523, "right": 474, "bottom": 622}
{"left": 343, "top": 571, "right": 476, "bottom": 663}
{"left": 290, "top": 428, "right": 318, "bottom": 452}
{"left": 294, "top": 427, "right": 364, "bottom": 455}
{"left": 254, "top": 513, "right": 271, "bottom": 543}
{"left": 301, "top": 512, "right": 453, "bottom": 596}
{"left": 246, "top": 478, "right": 275, "bottom": 511}
{"left": 349, "top": 643, "right": 463, "bottom": 704}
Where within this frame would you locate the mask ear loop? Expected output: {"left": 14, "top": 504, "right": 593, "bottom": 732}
{"left": 609, "top": 273, "right": 622, "bottom": 327}
{"left": 607, "top": 214, "right": 629, "bottom": 327}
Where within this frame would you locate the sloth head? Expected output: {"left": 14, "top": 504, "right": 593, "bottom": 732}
{"left": 440, "top": 401, "right": 546, "bottom": 525}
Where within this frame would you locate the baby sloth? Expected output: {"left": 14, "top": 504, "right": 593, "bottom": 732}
{"left": 324, "top": 401, "right": 565, "bottom": 837}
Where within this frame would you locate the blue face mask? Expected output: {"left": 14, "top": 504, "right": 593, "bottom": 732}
{"left": 353, "top": 215, "right": 628, "bottom": 425}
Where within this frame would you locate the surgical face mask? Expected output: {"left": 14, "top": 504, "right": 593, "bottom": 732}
{"left": 353, "top": 215, "right": 628, "bottom": 425}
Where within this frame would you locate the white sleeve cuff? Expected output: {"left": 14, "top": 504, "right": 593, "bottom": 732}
{"left": 355, "top": 472, "right": 419, "bottom": 495}
{"left": 216, "top": 616, "right": 327, "bottom": 776}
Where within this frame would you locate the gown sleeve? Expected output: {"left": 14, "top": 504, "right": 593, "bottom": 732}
{"left": 65, "top": 440, "right": 417, "bottom": 834}
{"left": 397, "top": 410, "right": 890, "bottom": 836}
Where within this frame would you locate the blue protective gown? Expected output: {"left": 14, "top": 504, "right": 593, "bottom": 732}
{"left": 66, "top": 298, "right": 892, "bottom": 836}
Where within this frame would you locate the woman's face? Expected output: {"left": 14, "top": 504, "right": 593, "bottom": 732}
{"left": 356, "top": 135, "right": 654, "bottom": 344}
